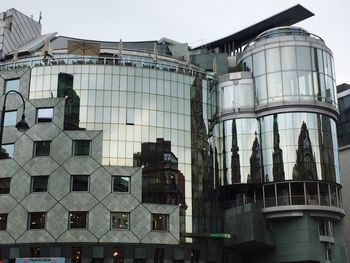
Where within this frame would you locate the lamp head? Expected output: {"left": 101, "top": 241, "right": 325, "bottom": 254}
{"left": 15, "top": 114, "right": 29, "bottom": 132}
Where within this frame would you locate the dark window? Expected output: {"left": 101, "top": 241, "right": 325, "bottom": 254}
{"left": 72, "top": 247, "right": 82, "bottom": 263}
{"left": 30, "top": 247, "right": 41, "bottom": 257}
{"left": 0, "top": 214, "right": 8, "bottom": 230}
{"left": 28, "top": 212, "right": 46, "bottom": 229}
{"left": 111, "top": 212, "right": 129, "bottom": 230}
{"left": 191, "top": 250, "right": 200, "bottom": 263}
{"left": 1, "top": 144, "right": 14, "bottom": 159}
{"left": 31, "top": 176, "right": 48, "bottom": 192}
{"left": 34, "top": 141, "right": 51, "bottom": 156}
{"left": 4, "top": 111, "right": 16, "bottom": 126}
{"left": 5, "top": 78, "right": 20, "bottom": 93}
{"left": 37, "top": 108, "right": 54, "bottom": 123}
{"left": 152, "top": 214, "right": 168, "bottom": 231}
{"left": 113, "top": 176, "right": 130, "bottom": 192}
{"left": 319, "top": 219, "right": 333, "bottom": 236}
{"left": 154, "top": 248, "right": 164, "bottom": 263}
{"left": 0, "top": 178, "right": 10, "bottom": 194}
{"left": 71, "top": 175, "right": 89, "bottom": 191}
{"left": 112, "top": 248, "right": 124, "bottom": 263}
{"left": 70, "top": 212, "right": 88, "bottom": 229}
{"left": 73, "top": 140, "right": 91, "bottom": 156}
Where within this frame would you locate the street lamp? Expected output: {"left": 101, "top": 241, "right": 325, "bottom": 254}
{"left": 0, "top": 90, "right": 30, "bottom": 157}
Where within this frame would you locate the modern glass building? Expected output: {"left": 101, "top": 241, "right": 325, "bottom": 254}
{"left": 0, "top": 5, "right": 347, "bottom": 263}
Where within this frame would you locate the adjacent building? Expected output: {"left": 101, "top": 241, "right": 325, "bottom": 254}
{"left": 0, "top": 5, "right": 347, "bottom": 263}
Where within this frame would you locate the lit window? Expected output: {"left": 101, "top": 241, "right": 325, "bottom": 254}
{"left": 30, "top": 247, "right": 41, "bottom": 257}
{"left": 5, "top": 79, "right": 20, "bottom": 93}
{"left": 69, "top": 212, "right": 88, "bottom": 229}
{"left": 112, "top": 176, "right": 130, "bottom": 192}
{"left": 72, "top": 247, "right": 82, "bottom": 263}
{"left": 34, "top": 141, "right": 51, "bottom": 156}
{"left": 31, "top": 176, "right": 48, "bottom": 192}
{"left": 112, "top": 248, "right": 124, "bottom": 263}
{"left": 71, "top": 175, "right": 89, "bottom": 192}
{"left": 4, "top": 111, "right": 16, "bottom": 126}
{"left": 319, "top": 219, "right": 333, "bottom": 236}
{"left": 73, "top": 140, "right": 91, "bottom": 156}
{"left": 0, "top": 178, "right": 10, "bottom": 194}
{"left": 0, "top": 213, "right": 8, "bottom": 230}
{"left": 37, "top": 108, "right": 54, "bottom": 123}
{"left": 1, "top": 144, "right": 14, "bottom": 159}
{"left": 111, "top": 212, "right": 129, "bottom": 230}
{"left": 152, "top": 214, "right": 169, "bottom": 231}
{"left": 28, "top": 212, "right": 46, "bottom": 229}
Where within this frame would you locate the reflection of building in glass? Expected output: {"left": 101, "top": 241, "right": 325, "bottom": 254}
{"left": 0, "top": 5, "right": 347, "bottom": 263}
{"left": 134, "top": 138, "right": 185, "bottom": 205}
{"left": 292, "top": 122, "right": 317, "bottom": 180}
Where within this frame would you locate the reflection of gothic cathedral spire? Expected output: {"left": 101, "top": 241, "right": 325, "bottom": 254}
{"left": 292, "top": 122, "right": 318, "bottom": 180}
{"left": 272, "top": 114, "right": 285, "bottom": 181}
{"left": 231, "top": 120, "right": 241, "bottom": 183}
{"left": 248, "top": 132, "right": 262, "bottom": 184}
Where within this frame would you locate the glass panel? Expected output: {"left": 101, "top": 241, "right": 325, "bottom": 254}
{"left": 28, "top": 212, "right": 46, "bottom": 229}
{"left": 112, "top": 248, "right": 124, "bottom": 263}
{"left": 113, "top": 176, "right": 130, "bottom": 192}
{"left": 266, "top": 48, "right": 281, "bottom": 73}
{"left": 319, "top": 183, "right": 330, "bottom": 206}
{"left": 35, "top": 141, "right": 51, "bottom": 156}
{"left": 0, "top": 214, "right": 7, "bottom": 230}
{"left": 296, "top": 46, "right": 311, "bottom": 71}
{"left": 264, "top": 185, "right": 275, "bottom": 207}
{"left": 70, "top": 212, "right": 87, "bottom": 229}
{"left": 5, "top": 79, "right": 20, "bottom": 93}
{"left": 0, "top": 178, "right": 10, "bottom": 194}
{"left": 283, "top": 71, "right": 298, "bottom": 99}
{"left": 267, "top": 72, "right": 283, "bottom": 102}
{"left": 71, "top": 175, "right": 89, "bottom": 191}
{"left": 72, "top": 247, "right": 82, "bottom": 263}
{"left": 253, "top": 51, "right": 266, "bottom": 76}
{"left": 255, "top": 75, "right": 267, "bottom": 104}
{"left": 281, "top": 46, "right": 297, "bottom": 70}
{"left": 306, "top": 182, "right": 318, "bottom": 205}
{"left": 1, "top": 144, "right": 14, "bottom": 159}
{"left": 291, "top": 182, "right": 305, "bottom": 205}
{"left": 152, "top": 214, "right": 169, "bottom": 231}
{"left": 277, "top": 183, "right": 290, "bottom": 205}
{"left": 111, "top": 212, "right": 129, "bottom": 229}
{"left": 37, "top": 108, "right": 53, "bottom": 123}
{"left": 4, "top": 111, "right": 16, "bottom": 126}
{"left": 32, "top": 176, "right": 48, "bottom": 192}
{"left": 74, "top": 140, "right": 91, "bottom": 156}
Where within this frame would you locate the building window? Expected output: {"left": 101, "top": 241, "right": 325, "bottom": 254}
{"left": 73, "top": 140, "right": 91, "bottom": 156}
{"left": 154, "top": 248, "right": 165, "bottom": 263}
{"left": 72, "top": 247, "right": 82, "bottom": 263}
{"left": 0, "top": 178, "right": 10, "bottom": 194}
{"left": 112, "top": 248, "right": 124, "bottom": 263}
{"left": 69, "top": 212, "right": 88, "bottom": 229}
{"left": 326, "top": 245, "right": 332, "bottom": 262}
{"left": 37, "top": 108, "right": 54, "bottom": 123}
{"left": 30, "top": 247, "right": 41, "bottom": 257}
{"left": 0, "top": 214, "right": 8, "bottom": 230}
{"left": 31, "top": 176, "right": 49, "bottom": 192}
{"left": 319, "top": 219, "right": 333, "bottom": 236}
{"left": 152, "top": 214, "right": 169, "bottom": 231}
{"left": 4, "top": 111, "right": 17, "bottom": 126}
{"left": 190, "top": 250, "right": 200, "bottom": 263}
{"left": 71, "top": 175, "right": 89, "bottom": 192}
{"left": 112, "top": 176, "right": 130, "bottom": 192}
{"left": 111, "top": 212, "right": 129, "bottom": 230}
{"left": 28, "top": 212, "right": 46, "bottom": 229}
{"left": 5, "top": 78, "right": 20, "bottom": 93}
{"left": 1, "top": 143, "right": 14, "bottom": 159}
{"left": 34, "top": 141, "right": 51, "bottom": 156}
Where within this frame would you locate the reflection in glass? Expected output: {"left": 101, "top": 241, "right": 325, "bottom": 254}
{"left": 272, "top": 115, "right": 285, "bottom": 181}
{"left": 248, "top": 133, "right": 262, "bottom": 184}
{"left": 292, "top": 122, "right": 317, "bottom": 180}
{"left": 231, "top": 120, "right": 241, "bottom": 183}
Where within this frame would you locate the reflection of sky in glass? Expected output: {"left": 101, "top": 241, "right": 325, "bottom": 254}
{"left": 2, "top": 144, "right": 14, "bottom": 158}
{"left": 4, "top": 111, "right": 17, "bottom": 126}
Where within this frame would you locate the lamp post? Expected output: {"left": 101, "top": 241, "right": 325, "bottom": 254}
{"left": 0, "top": 90, "right": 30, "bottom": 157}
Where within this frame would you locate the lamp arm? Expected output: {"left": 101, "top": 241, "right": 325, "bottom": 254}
{"left": 3, "top": 90, "right": 26, "bottom": 114}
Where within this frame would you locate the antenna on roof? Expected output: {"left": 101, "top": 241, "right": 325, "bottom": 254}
{"left": 39, "top": 11, "right": 42, "bottom": 24}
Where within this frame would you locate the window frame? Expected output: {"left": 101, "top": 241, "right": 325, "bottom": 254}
{"left": 151, "top": 214, "right": 169, "bottom": 231}
{"left": 28, "top": 212, "right": 47, "bottom": 230}
{"left": 34, "top": 141, "right": 51, "bottom": 157}
{"left": 71, "top": 175, "right": 90, "bottom": 192}
{"left": 69, "top": 211, "right": 88, "bottom": 229}
{"left": 112, "top": 176, "right": 130, "bottom": 193}
{"left": 31, "top": 176, "right": 49, "bottom": 193}
{"left": 0, "top": 213, "right": 8, "bottom": 230}
{"left": 36, "top": 107, "right": 54, "bottom": 123}
{"left": 0, "top": 178, "right": 11, "bottom": 194}
{"left": 73, "top": 140, "right": 91, "bottom": 157}
{"left": 111, "top": 212, "right": 130, "bottom": 230}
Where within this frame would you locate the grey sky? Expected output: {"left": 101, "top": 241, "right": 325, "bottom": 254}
{"left": 2, "top": 0, "right": 349, "bottom": 85}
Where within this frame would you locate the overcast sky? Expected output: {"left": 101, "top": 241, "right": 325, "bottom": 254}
{"left": 2, "top": 0, "right": 350, "bottom": 85}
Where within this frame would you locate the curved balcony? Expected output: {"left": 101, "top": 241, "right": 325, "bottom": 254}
{"left": 262, "top": 180, "right": 345, "bottom": 220}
